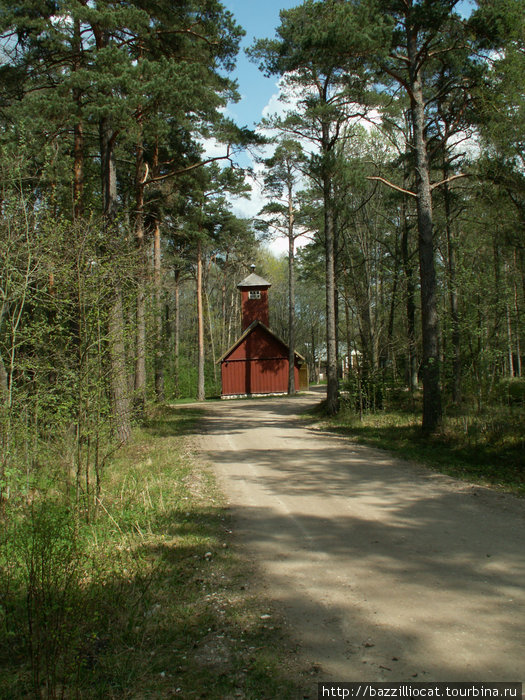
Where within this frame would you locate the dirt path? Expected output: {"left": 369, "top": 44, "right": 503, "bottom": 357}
{"left": 198, "top": 391, "right": 525, "bottom": 685}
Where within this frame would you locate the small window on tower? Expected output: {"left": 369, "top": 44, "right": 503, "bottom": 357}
{"left": 249, "top": 290, "right": 261, "bottom": 299}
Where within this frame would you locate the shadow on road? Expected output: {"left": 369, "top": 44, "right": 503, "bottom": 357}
{"left": 179, "top": 392, "right": 525, "bottom": 682}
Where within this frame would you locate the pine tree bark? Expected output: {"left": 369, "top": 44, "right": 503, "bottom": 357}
{"left": 107, "top": 292, "right": 131, "bottom": 443}
{"left": 506, "top": 300, "right": 514, "bottom": 377}
{"left": 386, "top": 232, "right": 400, "bottom": 373}
{"left": 407, "top": 31, "right": 442, "bottom": 431}
{"left": 0, "top": 351, "right": 7, "bottom": 401}
{"left": 173, "top": 268, "right": 181, "bottom": 398}
{"left": 321, "top": 121, "right": 339, "bottom": 414}
{"left": 401, "top": 208, "right": 418, "bottom": 395}
{"left": 287, "top": 182, "right": 296, "bottom": 395}
{"left": 343, "top": 269, "right": 352, "bottom": 380}
{"left": 73, "top": 120, "right": 84, "bottom": 220}
{"left": 72, "top": 17, "right": 84, "bottom": 220}
{"left": 205, "top": 288, "right": 218, "bottom": 385}
{"left": 197, "top": 240, "right": 205, "bottom": 401}
{"left": 444, "top": 180, "right": 461, "bottom": 404}
{"left": 100, "top": 114, "right": 131, "bottom": 443}
{"left": 227, "top": 288, "right": 237, "bottom": 349}
{"left": 513, "top": 253, "right": 522, "bottom": 377}
{"left": 153, "top": 217, "right": 165, "bottom": 401}
{"left": 134, "top": 128, "right": 147, "bottom": 410}
{"left": 221, "top": 253, "right": 229, "bottom": 350}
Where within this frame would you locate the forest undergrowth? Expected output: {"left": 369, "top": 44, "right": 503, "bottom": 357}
{"left": 0, "top": 407, "right": 302, "bottom": 699}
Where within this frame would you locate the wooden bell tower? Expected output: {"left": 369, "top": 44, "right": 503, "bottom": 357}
{"left": 237, "top": 265, "right": 271, "bottom": 331}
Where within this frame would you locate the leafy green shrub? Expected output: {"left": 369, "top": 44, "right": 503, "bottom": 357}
{"left": 496, "top": 377, "right": 525, "bottom": 405}
{"left": 342, "top": 369, "right": 384, "bottom": 412}
{"left": 0, "top": 500, "right": 89, "bottom": 697}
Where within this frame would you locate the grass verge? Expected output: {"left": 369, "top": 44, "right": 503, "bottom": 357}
{"left": 309, "top": 401, "right": 525, "bottom": 497}
{"left": 0, "top": 406, "right": 304, "bottom": 699}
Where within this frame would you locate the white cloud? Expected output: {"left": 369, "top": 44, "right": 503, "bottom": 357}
{"left": 229, "top": 173, "right": 266, "bottom": 219}
{"left": 262, "top": 89, "right": 288, "bottom": 120}
{"left": 448, "top": 128, "right": 480, "bottom": 160}
{"left": 199, "top": 136, "right": 231, "bottom": 160}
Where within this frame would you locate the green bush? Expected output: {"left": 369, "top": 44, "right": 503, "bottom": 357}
{"left": 343, "top": 368, "right": 384, "bottom": 412}
{"left": 0, "top": 501, "right": 90, "bottom": 697}
{"left": 496, "top": 377, "right": 525, "bottom": 405}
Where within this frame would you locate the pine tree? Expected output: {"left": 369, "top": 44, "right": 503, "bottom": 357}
{"left": 250, "top": 0, "right": 388, "bottom": 414}
{"left": 257, "top": 139, "right": 307, "bottom": 395}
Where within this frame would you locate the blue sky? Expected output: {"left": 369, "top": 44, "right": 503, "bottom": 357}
{"left": 216, "top": 0, "right": 301, "bottom": 248}
{"left": 222, "top": 0, "right": 300, "bottom": 130}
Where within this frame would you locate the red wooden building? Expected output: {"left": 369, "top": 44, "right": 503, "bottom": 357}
{"left": 218, "top": 267, "right": 308, "bottom": 398}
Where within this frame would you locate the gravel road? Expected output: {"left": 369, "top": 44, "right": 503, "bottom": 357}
{"left": 198, "top": 390, "right": 525, "bottom": 685}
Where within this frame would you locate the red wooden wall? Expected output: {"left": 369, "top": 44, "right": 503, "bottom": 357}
{"left": 240, "top": 287, "right": 269, "bottom": 329}
{"left": 221, "top": 325, "right": 300, "bottom": 396}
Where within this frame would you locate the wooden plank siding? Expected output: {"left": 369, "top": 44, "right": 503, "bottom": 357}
{"left": 220, "top": 324, "right": 303, "bottom": 397}
{"left": 221, "top": 357, "right": 299, "bottom": 396}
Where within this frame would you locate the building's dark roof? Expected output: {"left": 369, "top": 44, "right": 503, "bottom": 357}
{"left": 237, "top": 272, "right": 271, "bottom": 289}
{"left": 217, "top": 320, "right": 306, "bottom": 365}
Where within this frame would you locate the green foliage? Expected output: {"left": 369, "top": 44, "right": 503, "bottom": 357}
{"left": 497, "top": 378, "right": 525, "bottom": 405}
{"left": 0, "top": 408, "right": 304, "bottom": 698}
{"left": 250, "top": 0, "right": 391, "bottom": 80}
{"left": 343, "top": 368, "right": 385, "bottom": 413}
{"left": 0, "top": 501, "right": 91, "bottom": 696}
{"left": 0, "top": 194, "right": 133, "bottom": 507}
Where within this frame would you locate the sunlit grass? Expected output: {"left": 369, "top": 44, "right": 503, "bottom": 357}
{"left": 0, "top": 406, "right": 303, "bottom": 698}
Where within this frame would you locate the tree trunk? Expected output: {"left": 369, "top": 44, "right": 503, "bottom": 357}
{"left": 334, "top": 213, "right": 341, "bottom": 384}
{"left": 100, "top": 115, "right": 131, "bottom": 442}
{"left": 506, "top": 302, "right": 514, "bottom": 377}
{"left": 174, "top": 268, "right": 181, "bottom": 398}
{"left": 513, "top": 251, "right": 522, "bottom": 377}
{"left": 205, "top": 289, "right": 218, "bottom": 384}
{"left": 99, "top": 116, "right": 118, "bottom": 223}
{"left": 221, "top": 254, "right": 229, "bottom": 350}
{"left": 134, "top": 128, "right": 147, "bottom": 410}
{"left": 515, "top": 299, "right": 522, "bottom": 378}
{"left": 323, "top": 171, "right": 339, "bottom": 414}
{"left": 108, "top": 291, "right": 131, "bottom": 443}
{"left": 505, "top": 261, "right": 514, "bottom": 378}
{"left": 444, "top": 180, "right": 461, "bottom": 404}
{"left": 227, "top": 287, "right": 237, "bottom": 349}
{"left": 153, "top": 217, "right": 165, "bottom": 401}
{"left": 408, "top": 33, "right": 442, "bottom": 431}
{"left": 73, "top": 123, "right": 84, "bottom": 220}
{"left": 288, "top": 185, "right": 296, "bottom": 395}
{"left": 197, "top": 240, "right": 205, "bottom": 401}
{"left": 343, "top": 269, "right": 352, "bottom": 381}
{"left": 72, "top": 17, "right": 84, "bottom": 220}
{"left": 401, "top": 189, "right": 418, "bottom": 396}
{"left": 311, "top": 326, "right": 318, "bottom": 383}
{"left": 0, "top": 351, "right": 7, "bottom": 401}
{"left": 386, "top": 231, "right": 400, "bottom": 373}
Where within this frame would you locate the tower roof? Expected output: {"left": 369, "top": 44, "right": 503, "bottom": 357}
{"left": 237, "top": 265, "right": 271, "bottom": 289}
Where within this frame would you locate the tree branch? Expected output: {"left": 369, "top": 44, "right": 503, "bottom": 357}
{"left": 430, "top": 173, "right": 468, "bottom": 191}
{"left": 145, "top": 147, "right": 233, "bottom": 184}
{"left": 140, "top": 163, "right": 149, "bottom": 185}
{"left": 366, "top": 176, "right": 417, "bottom": 198}
{"left": 382, "top": 63, "right": 413, "bottom": 101}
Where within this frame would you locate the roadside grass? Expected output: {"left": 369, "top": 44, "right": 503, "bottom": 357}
{"left": 309, "top": 398, "right": 525, "bottom": 497}
{"left": 0, "top": 406, "right": 303, "bottom": 699}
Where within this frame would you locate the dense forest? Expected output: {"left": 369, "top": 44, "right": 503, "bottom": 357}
{"left": 0, "top": 0, "right": 524, "bottom": 695}
{"left": 0, "top": 0, "right": 524, "bottom": 498}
